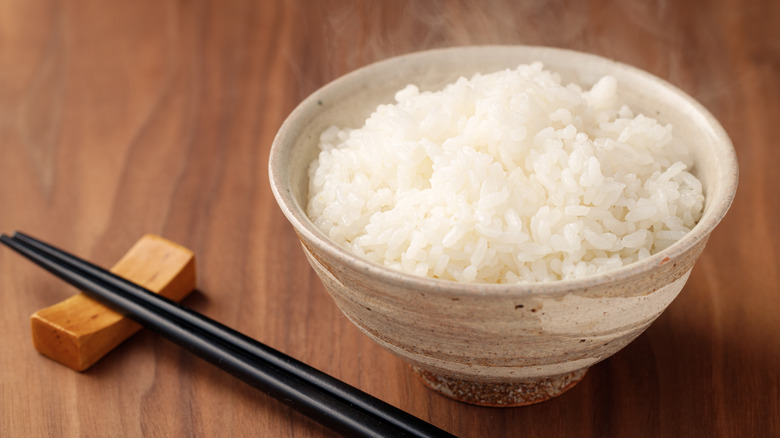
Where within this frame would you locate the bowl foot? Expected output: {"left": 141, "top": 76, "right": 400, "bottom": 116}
{"left": 412, "top": 366, "right": 588, "bottom": 407}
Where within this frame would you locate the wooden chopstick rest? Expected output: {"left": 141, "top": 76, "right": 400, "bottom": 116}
{"left": 30, "top": 235, "right": 196, "bottom": 371}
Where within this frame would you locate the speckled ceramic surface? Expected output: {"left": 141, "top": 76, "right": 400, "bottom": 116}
{"left": 269, "top": 46, "right": 738, "bottom": 406}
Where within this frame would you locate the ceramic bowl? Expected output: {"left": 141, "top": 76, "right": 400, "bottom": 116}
{"left": 268, "top": 46, "right": 738, "bottom": 406}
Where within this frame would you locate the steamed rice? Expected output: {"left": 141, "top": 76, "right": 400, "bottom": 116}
{"left": 306, "top": 62, "right": 704, "bottom": 283}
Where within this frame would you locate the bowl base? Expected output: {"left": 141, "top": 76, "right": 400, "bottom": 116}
{"left": 412, "top": 366, "right": 587, "bottom": 407}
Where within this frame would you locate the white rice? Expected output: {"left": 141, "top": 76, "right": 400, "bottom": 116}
{"left": 306, "top": 62, "right": 704, "bottom": 283}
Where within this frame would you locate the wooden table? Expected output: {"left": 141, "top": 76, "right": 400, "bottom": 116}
{"left": 1, "top": 1, "right": 778, "bottom": 436}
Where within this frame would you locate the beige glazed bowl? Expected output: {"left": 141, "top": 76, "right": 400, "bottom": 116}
{"left": 268, "top": 46, "right": 738, "bottom": 406}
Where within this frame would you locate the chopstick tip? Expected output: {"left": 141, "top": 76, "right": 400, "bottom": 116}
{"left": 0, "top": 234, "right": 15, "bottom": 247}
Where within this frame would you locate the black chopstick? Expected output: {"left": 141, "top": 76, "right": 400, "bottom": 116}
{"left": 10, "top": 232, "right": 443, "bottom": 436}
{"left": 1, "top": 232, "right": 456, "bottom": 438}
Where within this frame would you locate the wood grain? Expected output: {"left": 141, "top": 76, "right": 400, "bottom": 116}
{"left": 1, "top": 0, "right": 777, "bottom": 436}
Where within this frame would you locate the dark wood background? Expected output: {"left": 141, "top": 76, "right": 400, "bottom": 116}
{"left": 1, "top": 1, "right": 777, "bottom": 436}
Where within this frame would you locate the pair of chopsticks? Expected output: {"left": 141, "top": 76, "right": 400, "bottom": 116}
{"left": 0, "top": 232, "right": 455, "bottom": 438}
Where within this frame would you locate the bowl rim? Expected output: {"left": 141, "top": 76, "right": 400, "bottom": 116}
{"left": 269, "top": 44, "right": 739, "bottom": 297}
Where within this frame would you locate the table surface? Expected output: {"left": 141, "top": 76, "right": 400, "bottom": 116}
{"left": 1, "top": 1, "right": 778, "bottom": 437}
